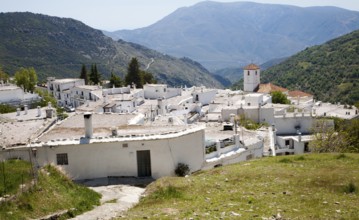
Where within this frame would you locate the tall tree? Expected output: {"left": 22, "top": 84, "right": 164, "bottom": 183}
{"left": 79, "top": 64, "right": 89, "bottom": 85}
{"left": 89, "top": 64, "right": 101, "bottom": 85}
{"left": 14, "top": 67, "right": 37, "bottom": 92}
{"left": 109, "top": 71, "right": 122, "bottom": 87}
{"left": 125, "top": 58, "right": 142, "bottom": 88}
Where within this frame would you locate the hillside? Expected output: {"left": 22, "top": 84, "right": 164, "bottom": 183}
{"left": 0, "top": 160, "right": 100, "bottom": 219}
{"left": 261, "top": 30, "right": 359, "bottom": 105}
{"left": 123, "top": 153, "right": 359, "bottom": 219}
{"left": 0, "top": 12, "right": 222, "bottom": 88}
{"left": 107, "top": 1, "right": 359, "bottom": 70}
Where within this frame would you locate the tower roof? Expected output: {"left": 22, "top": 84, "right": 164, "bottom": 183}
{"left": 244, "top": 63, "right": 260, "bottom": 70}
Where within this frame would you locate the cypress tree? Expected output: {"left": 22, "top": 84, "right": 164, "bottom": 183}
{"left": 125, "top": 58, "right": 142, "bottom": 88}
{"left": 79, "top": 64, "right": 88, "bottom": 85}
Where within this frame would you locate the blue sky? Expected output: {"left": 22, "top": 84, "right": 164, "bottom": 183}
{"left": 1, "top": 0, "right": 359, "bottom": 31}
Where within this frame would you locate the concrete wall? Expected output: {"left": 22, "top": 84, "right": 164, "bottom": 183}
{"left": 0, "top": 87, "right": 24, "bottom": 102}
{"left": 274, "top": 115, "right": 313, "bottom": 135}
{"left": 193, "top": 90, "right": 217, "bottom": 105}
{"left": 143, "top": 84, "right": 167, "bottom": 99}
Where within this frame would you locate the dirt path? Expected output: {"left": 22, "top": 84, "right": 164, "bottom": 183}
{"left": 70, "top": 178, "right": 151, "bottom": 220}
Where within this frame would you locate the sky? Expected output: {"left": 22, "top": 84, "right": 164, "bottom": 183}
{"left": 1, "top": 0, "right": 359, "bottom": 31}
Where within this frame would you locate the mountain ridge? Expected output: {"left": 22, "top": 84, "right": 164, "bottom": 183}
{"left": 106, "top": 1, "right": 359, "bottom": 70}
{"left": 0, "top": 12, "right": 222, "bottom": 88}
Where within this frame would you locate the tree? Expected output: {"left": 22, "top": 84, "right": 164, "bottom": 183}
{"left": 14, "top": 67, "right": 38, "bottom": 92}
{"left": 309, "top": 118, "right": 359, "bottom": 153}
{"left": 125, "top": 58, "right": 142, "bottom": 88}
{"left": 141, "top": 70, "right": 157, "bottom": 85}
{"left": 0, "top": 66, "right": 9, "bottom": 83}
{"left": 79, "top": 64, "right": 89, "bottom": 85}
{"left": 89, "top": 64, "right": 101, "bottom": 85}
{"left": 270, "top": 91, "right": 290, "bottom": 104}
{"left": 109, "top": 72, "right": 122, "bottom": 87}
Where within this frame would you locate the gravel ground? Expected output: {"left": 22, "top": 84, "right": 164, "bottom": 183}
{"left": 70, "top": 178, "right": 152, "bottom": 220}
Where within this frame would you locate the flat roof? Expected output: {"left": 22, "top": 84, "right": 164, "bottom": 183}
{"left": 38, "top": 113, "right": 199, "bottom": 142}
{"left": 51, "top": 78, "right": 83, "bottom": 83}
{"left": 0, "top": 85, "right": 20, "bottom": 91}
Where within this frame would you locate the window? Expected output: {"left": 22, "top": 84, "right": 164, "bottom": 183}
{"left": 247, "top": 71, "right": 250, "bottom": 76}
{"left": 255, "top": 71, "right": 257, "bottom": 75}
{"left": 56, "top": 153, "right": 68, "bottom": 165}
{"left": 285, "top": 140, "right": 290, "bottom": 146}
{"left": 123, "top": 143, "right": 128, "bottom": 148}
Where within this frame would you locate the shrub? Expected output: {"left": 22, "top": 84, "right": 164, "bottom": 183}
{"left": 175, "top": 163, "right": 190, "bottom": 177}
{"left": 343, "top": 182, "right": 357, "bottom": 194}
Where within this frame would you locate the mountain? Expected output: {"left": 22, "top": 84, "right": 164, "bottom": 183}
{"left": 0, "top": 12, "right": 222, "bottom": 88}
{"left": 261, "top": 30, "right": 359, "bottom": 105}
{"left": 107, "top": 1, "right": 359, "bottom": 71}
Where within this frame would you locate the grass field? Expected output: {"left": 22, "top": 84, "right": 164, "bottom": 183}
{"left": 123, "top": 153, "right": 359, "bottom": 219}
{"left": 0, "top": 160, "right": 101, "bottom": 220}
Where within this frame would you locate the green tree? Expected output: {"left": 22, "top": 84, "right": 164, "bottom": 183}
{"left": 309, "top": 118, "right": 359, "bottom": 153}
{"left": 270, "top": 91, "right": 290, "bottom": 104}
{"left": 79, "top": 64, "right": 89, "bottom": 85}
{"left": 89, "top": 64, "right": 101, "bottom": 85}
{"left": 34, "top": 88, "right": 57, "bottom": 108}
{"left": 109, "top": 72, "right": 122, "bottom": 87}
{"left": 125, "top": 58, "right": 142, "bottom": 88}
{"left": 14, "top": 67, "right": 38, "bottom": 92}
{"left": 140, "top": 70, "right": 157, "bottom": 85}
{"left": 0, "top": 66, "right": 9, "bottom": 83}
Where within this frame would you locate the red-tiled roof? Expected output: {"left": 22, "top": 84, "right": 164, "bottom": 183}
{"left": 257, "top": 83, "right": 288, "bottom": 93}
{"left": 288, "top": 90, "right": 313, "bottom": 97}
{"left": 244, "top": 63, "right": 260, "bottom": 70}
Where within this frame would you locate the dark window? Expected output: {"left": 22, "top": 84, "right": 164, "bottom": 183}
{"left": 56, "top": 153, "right": 68, "bottom": 165}
{"left": 123, "top": 143, "right": 128, "bottom": 148}
{"left": 285, "top": 140, "right": 290, "bottom": 146}
{"left": 247, "top": 71, "right": 250, "bottom": 76}
{"left": 255, "top": 71, "right": 257, "bottom": 75}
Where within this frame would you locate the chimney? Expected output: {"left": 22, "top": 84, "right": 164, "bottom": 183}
{"left": 24, "top": 105, "right": 28, "bottom": 115}
{"left": 84, "top": 112, "right": 93, "bottom": 138}
{"left": 37, "top": 106, "right": 41, "bottom": 117}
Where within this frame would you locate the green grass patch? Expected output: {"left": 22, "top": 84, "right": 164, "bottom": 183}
{"left": 123, "top": 153, "right": 359, "bottom": 219}
{"left": 0, "top": 164, "right": 100, "bottom": 220}
{"left": 0, "top": 159, "right": 32, "bottom": 196}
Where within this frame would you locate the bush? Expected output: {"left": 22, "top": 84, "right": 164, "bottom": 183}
{"left": 343, "top": 182, "right": 357, "bottom": 194}
{"left": 175, "top": 163, "right": 190, "bottom": 177}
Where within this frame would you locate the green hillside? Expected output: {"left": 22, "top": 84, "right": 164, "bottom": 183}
{"left": 261, "top": 30, "right": 359, "bottom": 105}
{"left": 123, "top": 153, "right": 359, "bottom": 219}
{"left": 0, "top": 160, "right": 100, "bottom": 219}
{"left": 0, "top": 12, "right": 222, "bottom": 87}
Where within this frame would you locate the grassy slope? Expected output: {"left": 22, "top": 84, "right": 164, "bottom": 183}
{"left": 124, "top": 153, "right": 359, "bottom": 219}
{"left": 0, "top": 161, "right": 100, "bottom": 220}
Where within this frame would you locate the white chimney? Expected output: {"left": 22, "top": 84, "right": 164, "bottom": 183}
{"left": 24, "top": 105, "right": 28, "bottom": 115}
{"left": 37, "top": 106, "right": 41, "bottom": 117}
{"left": 84, "top": 112, "right": 93, "bottom": 138}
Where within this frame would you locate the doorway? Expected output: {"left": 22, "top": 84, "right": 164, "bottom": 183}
{"left": 137, "top": 150, "right": 152, "bottom": 177}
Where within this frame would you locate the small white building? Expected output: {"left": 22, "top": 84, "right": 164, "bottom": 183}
{"left": 71, "top": 85, "right": 102, "bottom": 108}
{"left": 47, "top": 78, "right": 85, "bottom": 107}
{"left": 1, "top": 113, "right": 205, "bottom": 180}
{"left": 243, "top": 64, "right": 260, "bottom": 92}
